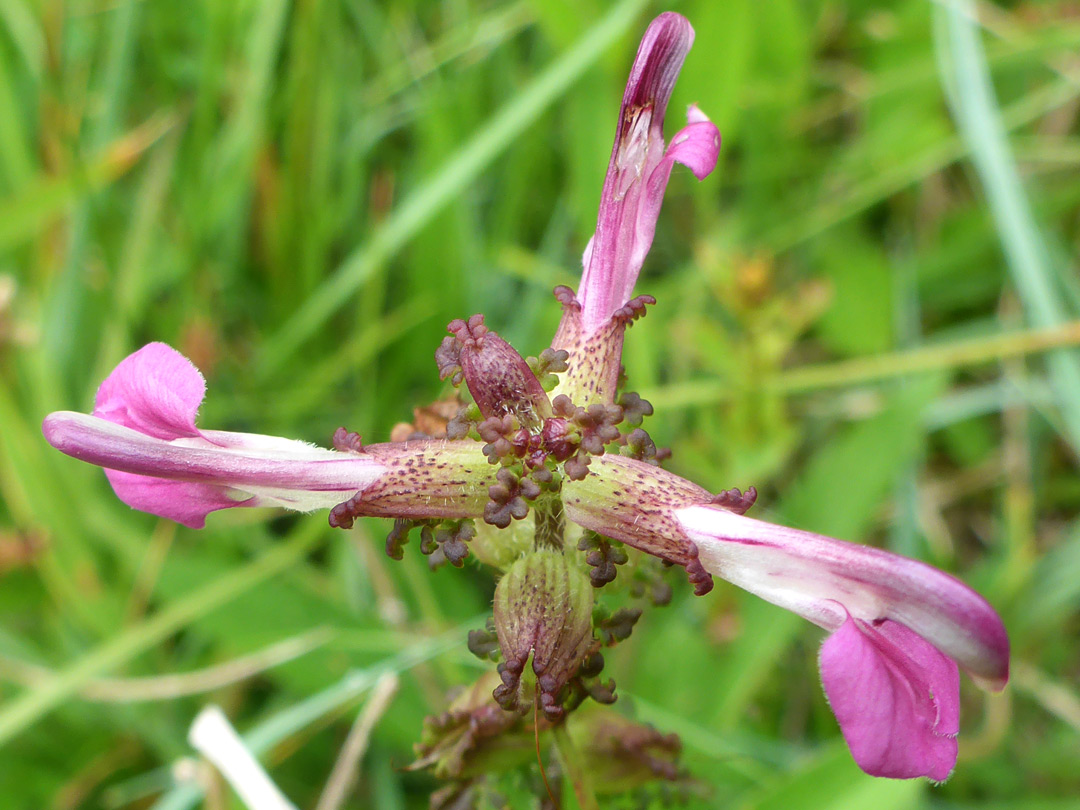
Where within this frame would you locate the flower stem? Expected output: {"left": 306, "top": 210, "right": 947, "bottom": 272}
{"left": 552, "top": 723, "right": 599, "bottom": 810}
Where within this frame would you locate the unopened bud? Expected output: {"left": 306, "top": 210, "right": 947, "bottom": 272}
{"left": 492, "top": 549, "right": 595, "bottom": 719}
{"left": 445, "top": 315, "right": 552, "bottom": 428}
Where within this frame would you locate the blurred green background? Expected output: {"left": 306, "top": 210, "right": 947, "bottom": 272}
{"left": 2, "top": 0, "right": 1080, "bottom": 807}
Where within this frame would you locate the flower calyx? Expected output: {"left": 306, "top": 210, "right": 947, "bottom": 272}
{"left": 594, "top": 605, "right": 642, "bottom": 647}
{"left": 550, "top": 394, "right": 623, "bottom": 480}
{"left": 629, "top": 560, "right": 676, "bottom": 607}
{"left": 409, "top": 672, "right": 538, "bottom": 781}
{"left": 618, "top": 391, "right": 654, "bottom": 425}
{"left": 526, "top": 348, "right": 570, "bottom": 392}
{"left": 437, "top": 314, "right": 551, "bottom": 429}
{"left": 492, "top": 549, "right": 597, "bottom": 720}
{"left": 484, "top": 467, "right": 540, "bottom": 529}
{"left": 578, "top": 530, "right": 630, "bottom": 588}
{"left": 550, "top": 288, "right": 657, "bottom": 405}
{"left": 709, "top": 486, "right": 757, "bottom": 515}
{"left": 467, "top": 618, "right": 501, "bottom": 662}
{"left": 331, "top": 427, "right": 364, "bottom": 453}
{"left": 567, "top": 709, "right": 689, "bottom": 795}
{"left": 375, "top": 517, "right": 476, "bottom": 568}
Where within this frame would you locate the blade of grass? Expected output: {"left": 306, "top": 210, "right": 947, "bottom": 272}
{"left": 934, "top": 0, "right": 1080, "bottom": 453}
{"left": 359, "top": 1, "right": 534, "bottom": 108}
{"left": 256, "top": 0, "right": 649, "bottom": 379}
{"left": 0, "top": 628, "right": 334, "bottom": 702}
{"left": 644, "top": 320, "right": 1080, "bottom": 409}
{"left": 314, "top": 672, "right": 399, "bottom": 810}
{"left": 147, "top": 624, "right": 468, "bottom": 810}
{"left": 0, "top": 521, "right": 325, "bottom": 749}
{"left": 40, "top": 0, "right": 141, "bottom": 375}
{"left": 0, "top": 55, "right": 34, "bottom": 190}
{"left": 0, "top": 112, "right": 173, "bottom": 253}
{"left": 760, "top": 74, "right": 1080, "bottom": 252}
{"left": 0, "top": 0, "right": 45, "bottom": 79}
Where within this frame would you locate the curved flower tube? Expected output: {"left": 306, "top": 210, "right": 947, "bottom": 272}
{"left": 678, "top": 505, "right": 1006, "bottom": 781}
{"left": 551, "top": 12, "right": 721, "bottom": 407}
{"left": 563, "top": 454, "right": 1009, "bottom": 781}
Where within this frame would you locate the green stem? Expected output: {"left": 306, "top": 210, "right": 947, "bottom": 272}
{"left": 552, "top": 723, "right": 600, "bottom": 810}
{"left": 533, "top": 494, "right": 566, "bottom": 551}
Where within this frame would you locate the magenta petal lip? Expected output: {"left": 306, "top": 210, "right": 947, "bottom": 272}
{"left": 93, "top": 341, "right": 208, "bottom": 440}
{"left": 821, "top": 614, "right": 960, "bottom": 781}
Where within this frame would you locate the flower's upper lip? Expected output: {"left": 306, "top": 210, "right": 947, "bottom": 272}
{"left": 573, "top": 12, "right": 720, "bottom": 336}
{"left": 43, "top": 411, "right": 384, "bottom": 492}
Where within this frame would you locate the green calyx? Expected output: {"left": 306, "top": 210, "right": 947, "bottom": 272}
{"left": 492, "top": 548, "right": 596, "bottom": 720}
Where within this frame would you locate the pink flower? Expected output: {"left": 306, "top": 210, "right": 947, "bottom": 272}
{"left": 564, "top": 456, "right": 1008, "bottom": 781}
{"left": 679, "top": 505, "right": 1005, "bottom": 781}
{"left": 576, "top": 11, "right": 721, "bottom": 336}
{"left": 41, "top": 12, "right": 1008, "bottom": 782}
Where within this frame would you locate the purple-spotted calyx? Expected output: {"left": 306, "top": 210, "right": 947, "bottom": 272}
{"left": 43, "top": 11, "right": 1007, "bottom": 786}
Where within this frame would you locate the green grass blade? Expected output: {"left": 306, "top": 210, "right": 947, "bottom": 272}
{"left": 0, "top": 522, "right": 325, "bottom": 749}
{"left": 256, "top": 0, "right": 649, "bottom": 378}
{"left": 935, "top": 0, "right": 1080, "bottom": 453}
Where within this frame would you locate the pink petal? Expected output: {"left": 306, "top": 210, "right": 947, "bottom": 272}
{"left": 664, "top": 108, "right": 721, "bottom": 180}
{"left": 103, "top": 469, "right": 250, "bottom": 529}
{"left": 576, "top": 13, "right": 718, "bottom": 335}
{"left": 820, "top": 615, "right": 960, "bottom": 781}
{"left": 94, "top": 342, "right": 206, "bottom": 440}
{"left": 628, "top": 110, "right": 720, "bottom": 276}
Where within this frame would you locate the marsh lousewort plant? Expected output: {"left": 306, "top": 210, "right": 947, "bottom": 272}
{"left": 44, "top": 11, "right": 1008, "bottom": 792}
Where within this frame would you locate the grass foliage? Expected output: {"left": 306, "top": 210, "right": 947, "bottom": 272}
{"left": 1, "top": 0, "right": 1079, "bottom": 807}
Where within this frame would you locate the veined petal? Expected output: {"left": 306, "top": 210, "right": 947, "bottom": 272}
{"left": 43, "top": 411, "right": 387, "bottom": 527}
{"left": 821, "top": 615, "right": 960, "bottom": 781}
{"left": 619, "top": 11, "right": 694, "bottom": 128}
{"left": 576, "top": 12, "right": 719, "bottom": 335}
{"left": 677, "top": 505, "right": 1009, "bottom": 690}
{"left": 43, "top": 412, "right": 379, "bottom": 492}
